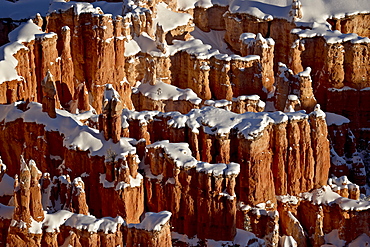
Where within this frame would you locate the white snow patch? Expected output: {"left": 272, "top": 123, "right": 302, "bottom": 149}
{"left": 137, "top": 80, "right": 202, "bottom": 105}
{"left": 191, "top": 27, "right": 232, "bottom": 55}
{"left": 124, "top": 39, "right": 141, "bottom": 57}
{"left": 129, "top": 211, "right": 171, "bottom": 231}
{"left": 64, "top": 213, "right": 125, "bottom": 233}
{"left": 276, "top": 195, "right": 300, "bottom": 205}
{"left": 0, "top": 174, "right": 15, "bottom": 197}
{"left": 324, "top": 229, "right": 346, "bottom": 247}
{"left": 233, "top": 228, "right": 265, "bottom": 246}
{"left": 153, "top": 3, "right": 192, "bottom": 32}
{"left": 302, "top": 185, "right": 370, "bottom": 211}
{"left": 0, "top": 20, "right": 44, "bottom": 83}
{"left": 0, "top": 102, "right": 136, "bottom": 160}
{"left": 349, "top": 233, "right": 370, "bottom": 247}
{"left": 279, "top": 235, "right": 297, "bottom": 247}
{"left": 0, "top": 203, "right": 14, "bottom": 219}
{"left": 325, "top": 112, "right": 350, "bottom": 126}
{"left": 146, "top": 140, "right": 198, "bottom": 169}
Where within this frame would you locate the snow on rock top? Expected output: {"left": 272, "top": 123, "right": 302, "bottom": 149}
{"left": 124, "top": 39, "right": 141, "bottom": 57}
{"left": 137, "top": 80, "right": 202, "bottom": 104}
{"left": 146, "top": 140, "right": 241, "bottom": 177}
{"left": 0, "top": 20, "right": 44, "bottom": 84}
{"left": 129, "top": 211, "right": 172, "bottom": 231}
{"left": 191, "top": 27, "right": 232, "bottom": 55}
{"left": 328, "top": 176, "right": 359, "bottom": 192}
{"left": 65, "top": 214, "right": 125, "bottom": 233}
{"left": 0, "top": 0, "right": 49, "bottom": 19}
{"left": 43, "top": 210, "right": 125, "bottom": 233}
{"left": 0, "top": 0, "right": 369, "bottom": 25}
{"left": 302, "top": 185, "right": 370, "bottom": 211}
{"left": 227, "top": 0, "right": 370, "bottom": 24}
{"left": 103, "top": 84, "right": 121, "bottom": 103}
{"left": 146, "top": 140, "right": 198, "bottom": 169}
{"left": 0, "top": 204, "right": 14, "bottom": 220}
{"left": 291, "top": 26, "right": 370, "bottom": 44}
{"left": 131, "top": 34, "right": 260, "bottom": 61}
{"left": 348, "top": 233, "right": 370, "bottom": 247}
{"left": 49, "top": 1, "right": 103, "bottom": 15}
{"left": 177, "top": 0, "right": 212, "bottom": 11}
{"left": 153, "top": 3, "right": 192, "bottom": 32}
{"left": 309, "top": 104, "right": 326, "bottom": 119}
{"left": 8, "top": 20, "right": 44, "bottom": 43}
{"left": 0, "top": 102, "right": 136, "bottom": 160}
{"left": 123, "top": 106, "right": 312, "bottom": 139}
{"left": 196, "top": 162, "right": 228, "bottom": 177}
{"left": 279, "top": 235, "right": 298, "bottom": 247}
{"left": 325, "top": 112, "right": 350, "bottom": 126}
{"left": 233, "top": 229, "right": 265, "bottom": 246}
{"left": 0, "top": 174, "right": 15, "bottom": 197}
{"left": 43, "top": 210, "right": 75, "bottom": 233}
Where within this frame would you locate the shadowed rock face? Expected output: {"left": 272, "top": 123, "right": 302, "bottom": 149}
{"left": 0, "top": 0, "right": 370, "bottom": 246}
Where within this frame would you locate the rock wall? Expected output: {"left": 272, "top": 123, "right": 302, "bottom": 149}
{"left": 122, "top": 106, "right": 330, "bottom": 207}
{"left": 143, "top": 141, "right": 239, "bottom": 241}
{"left": 0, "top": 158, "right": 168, "bottom": 247}
{"left": 328, "top": 13, "right": 370, "bottom": 38}
{"left": 0, "top": 102, "right": 143, "bottom": 221}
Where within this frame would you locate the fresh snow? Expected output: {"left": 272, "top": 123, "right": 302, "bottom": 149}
{"left": 328, "top": 176, "right": 359, "bottom": 192}
{"left": 227, "top": 0, "right": 370, "bottom": 25}
{"left": 146, "top": 140, "right": 198, "bottom": 169}
{"left": 153, "top": 3, "right": 192, "bottom": 32}
{"left": 124, "top": 39, "right": 141, "bottom": 56}
{"left": 325, "top": 112, "right": 350, "bottom": 126}
{"left": 129, "top": 211, "right": 171, "bottom": 231}
{"left": 302, "top": 185, "right": 370, "bottom": 211}
{"left": 0, "top": 0, "right": 369, "bottom": 28}
{"left": 177, "top": 0, "right": 212, "bottom": 11}
{"left": 191, "top": 27, "right": 233, "bottom": 55}
{"left": 65, "top": 213, "right": 125, "bottom": 233}
{"left": 233, "top": 229, "right": 265, "bottom": 246}
{"left": 348, "top": 233, "right": 370, "bottom": 247}
{"left": 172, "top": 229, "right": 265, "bottom": 246}
{"left": 0, "top": 203, "right": 14, "bottom": 220}
{"left": 137, "top": 80, "right": 202, "bottom": 104}
{"left": 99, "top": 172, "right": 143, "bottom": 190}
{"left": 49, "top": 1, "right": 103, "bottom": 16}
{"left": 0, "top": 102, "right": 137, "bottom": 161}
{"left": 279, "top": 235, "right": 298, "bottom": 247}
{"left": 324, "top": 229, "right": 346, "bottom": 247}
{"left": 0, "top": 174, "right": 15, "bottom": 197}
{"left": 291, "top": 27, "right": 370, "bottom": 44}
{"left": 276, "top": 194, "right": 300, "bottom": 205}
{"left": 0, "top": 20, "right": 44, "bottom": 84}
{"left": 144, "top": 141, "right": 240, "bottom": 197}
{"left": 123, "top": 106, "right": 318, "bottom": 139}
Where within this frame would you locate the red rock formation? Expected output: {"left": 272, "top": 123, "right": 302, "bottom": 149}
{"left": 328, "top": 13, "right": 370, "bottom": 38}
{"left": 7, "top": 157, "right": 42, "bottom": 247}
{"left": 240, "top": 33, "right": 275, "bottom": 94}
{"left": 0, "top": 102, "right": 143, "bottom": 222}
{"left": 122, "top": 106, "right": 330, "bottom": 205}
{"left": 41, "top": 71, "right": 58, "bottom": 118}
{"left": 99, "top": 84, "right": 123, "bottom": 143}
{"left": 127, "top": 211, "right": 172, "bottom": 247}
{"left": 274, "top": 64, "right": 316, "bottom": 113}
{"left": 144, "top": 140, "right": 239, "bottom": 241}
